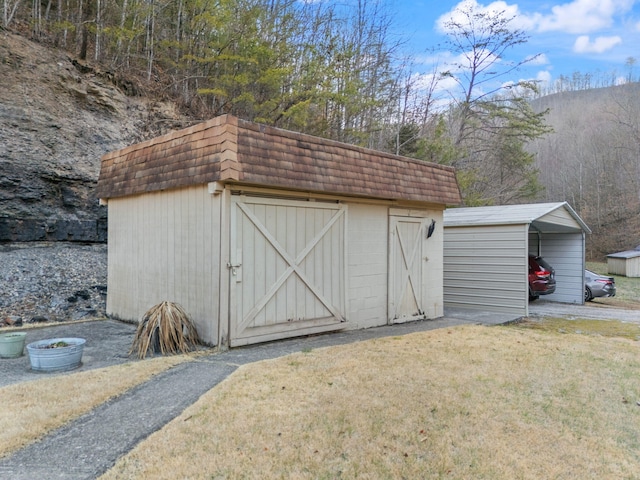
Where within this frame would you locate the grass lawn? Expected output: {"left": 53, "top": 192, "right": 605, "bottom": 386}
{"left": 3, "top": 271, "right": 639, "bottom": 478}
{"left": 0, "top": 355, "right": 188, "bottom": 458}
{"left": 587, "top": 261, "right": 640, "bottom": 305}
{"left": 98, "top": 323, "right": 640, "bottom": 480}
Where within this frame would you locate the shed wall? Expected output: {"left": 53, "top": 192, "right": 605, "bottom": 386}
{"left": 628, "top": 258, "right": 640, "bottom": 277}
{"left": 444, "top": 224, "right": 528, "bottom": 314}
{"left": 106, "top": 185, "right": 222, "bottom": 345}
{"left": 607, "top": 258, "right": 627, "bottom": 276}
{"left": 388, "top": 207, "right": 445, "bottom": 322}
{"left": 345, "top": 203, "right": 389, "bottom": 329}
{"left": 529, "top": 232, "right": 585, "bottom": 304}
{"left": 341, "top": 203, "right": 445, "bottom": 329}
{"left": 608, "top": 257, "right": 640, "bottom": 277}
{"left": 107, "top": 184, "right": 448, "bottom": 346}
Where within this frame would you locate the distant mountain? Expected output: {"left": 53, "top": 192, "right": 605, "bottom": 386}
{"left": 529, "top": 83, "right": 640, "bottom": 258}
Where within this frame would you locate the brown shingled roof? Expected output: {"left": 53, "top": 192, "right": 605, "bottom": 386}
{"left": 96, "top": 114, "right": 461, "bottom": 205}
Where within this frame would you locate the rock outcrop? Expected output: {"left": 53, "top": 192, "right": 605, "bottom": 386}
{"left": 0, "top": 32, "right": 188, "bottom": 242}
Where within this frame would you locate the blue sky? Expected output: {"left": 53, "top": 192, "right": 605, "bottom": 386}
{"left": 393, "top": 0, "right": 640, "bottom": 91}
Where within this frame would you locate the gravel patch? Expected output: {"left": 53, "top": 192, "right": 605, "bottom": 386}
{"left": 0, "top": 242, "right": 107, "bottom": 326}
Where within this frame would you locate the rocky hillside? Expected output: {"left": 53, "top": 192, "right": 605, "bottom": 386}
{"left": 0, "top": 32, "right": 188, "bottom": 242}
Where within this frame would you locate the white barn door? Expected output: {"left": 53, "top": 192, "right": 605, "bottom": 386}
{"left": 229, "top": 196, "right": 347, "bottom": 346}
{"left": 388, "top": 211, "right": 432, "bottom": 323}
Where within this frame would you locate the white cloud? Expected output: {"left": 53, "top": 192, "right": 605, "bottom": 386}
{"left": 533, "top": 0, "right": 634, "bottom": 34}
{"left": 438, "top": 0, "right": 635, "bottom": 35}
{"left": 526, "top": 53, "right": 550, "bottom": 66}
{"left": 536, "top": 70, "right": 553, "bottom": 86}
{"left": 412, "top": 72, "right": 459, "bottom": 93}
{"left": 573, "top": 35, "right": 622, "bottom": 53}
{"left": 436, "top": 0, "right": 522, "bottom": 33}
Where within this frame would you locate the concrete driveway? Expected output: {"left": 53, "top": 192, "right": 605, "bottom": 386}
{"left": 529, "top": 300, "right": 640, "bottom": 323}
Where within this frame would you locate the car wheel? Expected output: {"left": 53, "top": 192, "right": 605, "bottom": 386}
{"left": 585, "top": 286, "right": 593, "bottom": 302}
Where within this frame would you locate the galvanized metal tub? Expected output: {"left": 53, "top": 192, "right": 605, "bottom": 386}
{"left": 26, "top": 337, "right": 86, "bottom": 372}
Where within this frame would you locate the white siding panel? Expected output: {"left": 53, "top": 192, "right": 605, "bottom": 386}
{"left": 607, "top": 258, "right": 627, "bottom": 276}
{"left": 607, "top": 256, "right": 640, "bottom": 277}
{"left": 529, "top": 232, "right": 585, "bottom": 304}
{"left": 106, "top": 185, "right": 221, "bottom": 345}
{"left": 444, "top": 224, "right": 528, "bottom": 315}
{"left": 402, "top": 208, "right": 444, "bottom": 320}
{"left": 629, "top": 258, "right": 640, "bottom": 277}
{"left": 345, "top": 203, "right": 388, "bottom": 329}
{"left": 537, "top": 208, "right": 582, "bottom": 230}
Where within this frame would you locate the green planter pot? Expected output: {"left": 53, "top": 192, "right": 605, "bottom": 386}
{"left": 27, "top": 337, "right": 86, "bottom": 372}
{"left": 0, "top": 332, "right": 27, "bottom": 358}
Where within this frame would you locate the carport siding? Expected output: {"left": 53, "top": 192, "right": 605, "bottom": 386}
{"left": 444, "top": 224, "right": 529, "bottom": 315}
{"left": 528, "top": 231, "right": 586, "bottom": 303}
{"left": 443, "top": 202, "right": 591, "bottom": 317}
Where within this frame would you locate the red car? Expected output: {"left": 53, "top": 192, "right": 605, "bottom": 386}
{"left": 529, "top": 255, "right": 556, "bottom": 300}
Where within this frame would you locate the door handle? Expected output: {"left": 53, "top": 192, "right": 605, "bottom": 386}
{"left": 227, "top": 262, "right": 242, "bottom": 276}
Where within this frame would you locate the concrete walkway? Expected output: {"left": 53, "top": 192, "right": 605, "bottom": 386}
{"left": 0, "top": 310, "right": 515, "bottom": 479}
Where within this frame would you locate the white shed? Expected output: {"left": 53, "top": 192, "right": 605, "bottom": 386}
{"left": 607, "top": 250, "right": 640, "bottom": 277}
{"left": 443, "top": 202, "right": 591, "bottom": 317}
{"left": 96, "top": 115, "right": 461, "bottom": 347}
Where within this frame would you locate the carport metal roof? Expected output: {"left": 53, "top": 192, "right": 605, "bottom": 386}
{"left": 444, "top": 202, "right": 591, "bottom": 234}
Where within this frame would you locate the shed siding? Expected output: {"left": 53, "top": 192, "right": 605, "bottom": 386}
{"left": 607, "top": 258, "right": 627, "bottom": 276}
{"left": 444, "top": 224, "right": 528, "bottom": 314}
{"left": 345, "top": 203, "right": 389, "bottom": 329}
{"left": 529, "top": 232, "right": 584, "bottom": 304}
{"left": 628, "top": 258, "right": 640, "bottom": 277}
{"left": 106, "top": 185, "right": 221, "bottom": 345}
{"left": 344, "top": 204, "right": 445, "bottom": 329}
{"left": 607, "top": 252, "right": 640, "bottom": 277}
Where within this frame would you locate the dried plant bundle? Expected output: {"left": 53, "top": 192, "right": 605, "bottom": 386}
{"left": 130, "top": 301, "right": 199, "bottom": 359}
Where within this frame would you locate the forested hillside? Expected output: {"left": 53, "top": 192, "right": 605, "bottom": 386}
{"left": 530, "top": 84, "right": 640, "bottom": 259}
{"left": 1, "top": 0, "right": 638, "bottom": 259}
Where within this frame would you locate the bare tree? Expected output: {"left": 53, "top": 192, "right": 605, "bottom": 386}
{"left": 435, "top": 2, "right": 551, "bottom": 205}
{"left": 2, "top": 0, "right": 22, "bottom": 28}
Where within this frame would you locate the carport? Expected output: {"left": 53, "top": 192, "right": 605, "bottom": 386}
{"left": 443, "top": 202, "right": 591, "bottom": 317}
